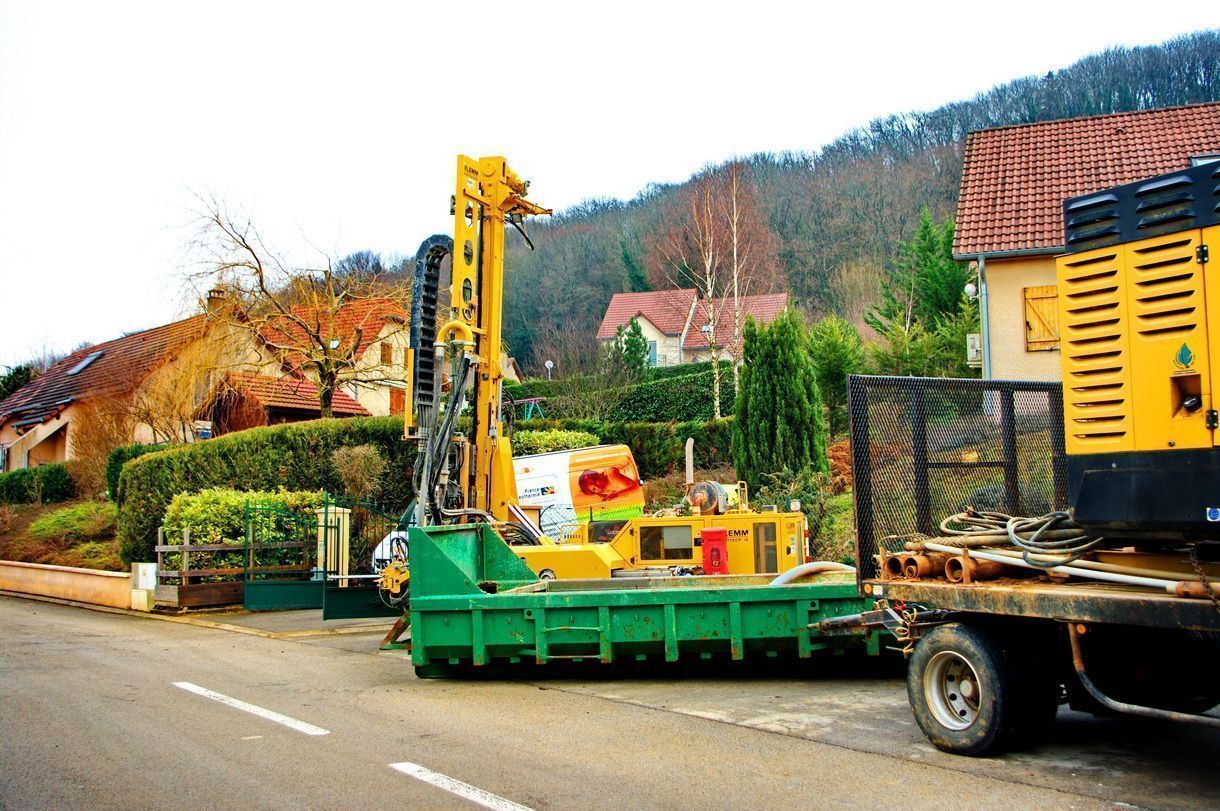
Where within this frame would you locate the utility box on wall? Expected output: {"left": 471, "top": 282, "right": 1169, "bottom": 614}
{"left": 966, "top": 333, "right": 984, "bottom": 369}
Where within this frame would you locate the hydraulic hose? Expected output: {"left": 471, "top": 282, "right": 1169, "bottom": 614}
{"left": 933, "top": 509, "right": 1102, "bottom": 568}
{"left": 771, "top": 561, "right": 855, "bottom": 585}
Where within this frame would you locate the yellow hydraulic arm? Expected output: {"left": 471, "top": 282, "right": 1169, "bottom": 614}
{"left": 408, "top": 156, "right": 551, "bottom": 527}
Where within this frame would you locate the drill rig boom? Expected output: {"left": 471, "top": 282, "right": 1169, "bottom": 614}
{"left": 408, "top": 156, "right": 551, "bottom": 529}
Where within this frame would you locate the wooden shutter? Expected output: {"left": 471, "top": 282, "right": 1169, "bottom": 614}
{"left": 389, "top": 388, "right": 405, "bottom": 415}
{"left": 380, "top": 343, "right": 393, "bottom": 364}
{"left": 1024, "top": 285, "right": 1059, "bottom": 351}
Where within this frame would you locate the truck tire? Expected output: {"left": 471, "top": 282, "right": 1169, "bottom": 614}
{"left": 907, "top": 623, "right": 1014, "bottom": 756}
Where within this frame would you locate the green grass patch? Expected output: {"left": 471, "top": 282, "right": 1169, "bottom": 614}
{"left": 28, "top": 501, "right": 117, "bottom": 543}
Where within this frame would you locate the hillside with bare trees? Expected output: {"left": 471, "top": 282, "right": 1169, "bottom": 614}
{"left": 503, "top": 30, "right": 1220, "bottom": 370}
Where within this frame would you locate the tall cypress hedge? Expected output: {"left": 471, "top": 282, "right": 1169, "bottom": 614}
{"left": 732, "top": 311, "right": 828, "bottom": 489}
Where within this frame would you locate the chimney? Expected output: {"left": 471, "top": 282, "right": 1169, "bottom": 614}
{"left": 206, "top": 287, "right": 227, "bottom": 315}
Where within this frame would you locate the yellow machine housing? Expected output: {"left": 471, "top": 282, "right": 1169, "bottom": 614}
{"left": 1056, "top": 161, "right": 1220, "bottom": 540}
{"left": 516, "top": 511, "right": 807, "bottom": 580}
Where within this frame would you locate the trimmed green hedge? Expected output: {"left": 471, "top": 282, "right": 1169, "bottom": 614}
{"left": 512, "top": 429, "right": 600, "bottom": 456}
{"left": 0, "top": 463, "right": 75, "bottom": 505}
{"left": 116, "top": 416, "right": 415, "bottom": 564}
{"left": 606, "top": 369, "right": 735, "bottom": 422}
{"left": 105, "top": 443, "right": 163, "bottom": 499}
{"left": 116, "top": 414, "right": 734, "bottom": 564}
{"left": 515, "top": 417, "right": 733, "bottom": 478}
{"left": 504, "top": 361, "right": 733, "bottom": 411}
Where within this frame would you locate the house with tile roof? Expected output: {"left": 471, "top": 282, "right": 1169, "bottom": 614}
{"left": 596, "top": 289, "right": 789, "bottom": 367}
{"left": 0, "top": 295, "right": 411, "bottom": 472}
{"left": 198, "top": 373, "right": 370, "bottom": 436}
{"left": 954, "top": 102, "right": 1220, "bottom": 382}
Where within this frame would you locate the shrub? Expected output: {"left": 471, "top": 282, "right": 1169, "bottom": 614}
{"left": 105, "top": 443, "right": 162, "bottom": 499}
{"left": 115, "top": 412, "right": 739, "bottom": 563}
{"left": 331, "top": 445, "right": 387, "bottom": 499}
{"left": 67, "top": 398, "right": 137, "bottom": 497}
{"left": 754, "top": 466, "right": 851, "bottom": 563}
{"left": 0, "top": 469, "right": 34, "bottom": 504}
{"left": 0, "top": 463, "right": 75, "bottom": 505}
{"left": 733, "top": 312, "right": 828, "bottom": 490}
{"left": 28, "top": 502, "right": 118, "bottom": 543}
{"left": 512, "top": 429, "right": 600, "bottom": 456}
{"left": 808, "top": 315, "right": 864, "bottom": 437}
{"left": 160, "top": 487, "right": 325, "bottom": 573}
{"left": 115, "top": 416, "right": 413, "bottom": 564}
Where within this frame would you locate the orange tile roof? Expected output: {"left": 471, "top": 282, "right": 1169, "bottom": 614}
{"left": 0, "top": 314, "right": 209, "bottom": 424}
{"left": 260, "top": 298, "right": 407, "bottom": 366}
{"left": 597, "top": 289, "right": 697, "bottom": 339}
{"left": 683, "top": 293, "right": 789, "bottom": 349}
{"left": 954, "top": 102, "right": 1220, "bottom": 257}
{"left": 224, "top": 373, "right": 369, "bottom": 416}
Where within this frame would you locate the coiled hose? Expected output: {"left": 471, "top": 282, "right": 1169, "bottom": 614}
{"left": 934, "top": 508, "right": 1104, "bottom": 568}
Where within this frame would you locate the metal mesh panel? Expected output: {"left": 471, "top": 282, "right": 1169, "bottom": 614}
{"left": 848, "top": 375, "right": 1067, "bottom": 587}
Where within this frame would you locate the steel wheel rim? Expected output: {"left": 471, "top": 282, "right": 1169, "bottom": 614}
{"left": 924, "top": 650, "right": 982, "bottom": 731}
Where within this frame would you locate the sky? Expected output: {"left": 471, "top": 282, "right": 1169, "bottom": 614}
{"left": 1, "top": 1, "right": 1216, "bottom": 368}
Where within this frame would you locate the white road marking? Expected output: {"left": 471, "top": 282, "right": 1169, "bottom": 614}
{"left": 172, "top": 682, "right": 330, "bottom": 736}
{"left": 389, "top": 762, "right": 534, "bottom": 811}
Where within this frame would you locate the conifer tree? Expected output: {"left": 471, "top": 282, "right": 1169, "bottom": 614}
{"left": 732, "top": 310, "right": 828, "bottom": 489}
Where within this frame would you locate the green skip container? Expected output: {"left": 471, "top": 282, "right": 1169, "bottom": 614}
{"left": 405, "top": 524, "right": 877, "bottom": 678}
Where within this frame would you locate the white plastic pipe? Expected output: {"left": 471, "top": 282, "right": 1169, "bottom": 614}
{"left": 771, "top": 561, "right": 855, "bottom": 585}
{"left": 922, "top": 542, "right": 1182, "bottom": 593}
{"left": 982, "top": 546, "right": 1204, "bottom": 582}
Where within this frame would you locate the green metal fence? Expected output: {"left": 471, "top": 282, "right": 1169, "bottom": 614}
{"left": 242, "top": 495, "right": 408, "bottom": 616}
{"left": 242, "top": 500, "right": 323, "bottom": 611}
{"left": 319, "top": 496, "right": 405, "bottom": 620}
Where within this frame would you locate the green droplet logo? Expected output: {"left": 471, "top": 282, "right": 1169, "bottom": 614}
{"left": 1175, "top": 343, "right": 1195, "bottom": 370}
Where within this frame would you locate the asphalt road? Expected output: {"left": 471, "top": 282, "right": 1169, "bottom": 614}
{"left": 1, "top": 596, "right": 1216, "bottom": 809}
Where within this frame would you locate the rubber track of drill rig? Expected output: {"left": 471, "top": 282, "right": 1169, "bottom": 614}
{"left": 410, "top": 235, "right": 453, "bottom": 524}
{"left": 411, "top": 234, "right": 452, "bottom": 412}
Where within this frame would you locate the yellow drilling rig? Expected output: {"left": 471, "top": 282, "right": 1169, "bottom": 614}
{"left": 377, "top": 156, "right": 808, "bottom": 607}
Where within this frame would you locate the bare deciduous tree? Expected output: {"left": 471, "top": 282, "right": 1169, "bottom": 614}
{"left": 655, "top": 173, "right": 726, "bottom": 418}
{"left": 187, "top": 199, "right": 412, "bottom": 417}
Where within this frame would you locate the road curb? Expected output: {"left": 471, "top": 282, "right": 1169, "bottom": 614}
{"left": 0, "top": 590, "right": 391, "bottom": 639}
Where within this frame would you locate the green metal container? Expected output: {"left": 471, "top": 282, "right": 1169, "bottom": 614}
{"left": 406, "top": 524, "right": 877, "bottom": 678}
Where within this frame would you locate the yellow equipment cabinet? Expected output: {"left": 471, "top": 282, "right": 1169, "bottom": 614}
{"left": 516, "top": 511, "right": 808, "bottom": 580}
{"left": 1057, "top": 162, "right": 1220, "bottom": 540}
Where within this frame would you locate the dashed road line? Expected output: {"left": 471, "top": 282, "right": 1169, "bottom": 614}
{"left": 172, "top": 682, "right": 330, "bottom": 736}
{"left": 389, "top": 762, "right": 534, "bottom": 811}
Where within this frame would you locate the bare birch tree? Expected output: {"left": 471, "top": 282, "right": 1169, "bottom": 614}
{"left": 656, "top": 174, "right": 726, "bottom": 419}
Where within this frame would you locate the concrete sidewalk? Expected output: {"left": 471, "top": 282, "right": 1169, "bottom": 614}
{"left": 195, "top": 608, "right": 394, "bottom": 637}
{"left": 0, "top": 590, "right": 396, "bottom": 639}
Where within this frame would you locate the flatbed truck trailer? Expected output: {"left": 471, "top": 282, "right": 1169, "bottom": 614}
{"left": 851, "top": 574, "right": 1220, "bottom": 755}
{"left": 843, "top": 162, "right": 1220, "bottom": 755}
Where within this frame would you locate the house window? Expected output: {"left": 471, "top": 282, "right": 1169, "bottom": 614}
{"left": 380, "top": 343, "right": 393, "bottom": 364}
{"left": 1023, "top": 285, "right": 1059, "bottom": 351}
{"left": 389, "top": 388, "right": 405, "bottom": 416}
{"left": 66, "top": 351, "right": 104, "bottom": 376}
{"left": 647, "top": 340, "right": 658, "bottom": 367}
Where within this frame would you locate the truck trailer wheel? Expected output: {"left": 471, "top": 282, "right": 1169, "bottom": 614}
{"left": 907, "top": 623, "right": 1014, "bottom": 756}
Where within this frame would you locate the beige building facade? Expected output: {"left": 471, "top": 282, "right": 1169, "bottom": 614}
{"left": 954, "top": 104, "right": 1220, "bottom": 382}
